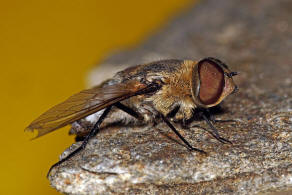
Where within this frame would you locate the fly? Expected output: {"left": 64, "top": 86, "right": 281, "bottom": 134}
{"left": 25, "top": 57, "right": 238, "bottom": 176}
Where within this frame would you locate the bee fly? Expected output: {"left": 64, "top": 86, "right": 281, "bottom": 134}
{"left": 25, "top": 57, "right": 238, "bottom": 176}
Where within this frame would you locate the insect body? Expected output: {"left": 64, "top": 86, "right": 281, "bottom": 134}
{"left": 26, "top": 57, "right": 238, "bottom": 175}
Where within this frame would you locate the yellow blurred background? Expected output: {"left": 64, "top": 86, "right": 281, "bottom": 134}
{"left": 0, "top": 0, "right": 195, "bottom": 194}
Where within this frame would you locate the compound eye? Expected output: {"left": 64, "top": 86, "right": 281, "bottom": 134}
{"left": 198, "top": 60, "right": 224, "bottom": 105}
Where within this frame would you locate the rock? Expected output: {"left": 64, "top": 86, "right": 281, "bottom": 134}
{"left": 49, "top": 0, "right": 292, "bottom": 194}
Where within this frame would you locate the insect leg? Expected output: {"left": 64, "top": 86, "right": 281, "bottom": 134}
{"left": 114, "top": 102, "right": 143, "bottom": 120}
{"left": 160, "top": 114, "right": 206, "bottom": 154}
{"left": 47, "top": 106, "right": 112, "bottom": 177}
{"left": 200, "top": 112, "right": 232, "bottom": 144}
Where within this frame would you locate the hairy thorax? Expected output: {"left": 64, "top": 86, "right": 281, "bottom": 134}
{"left": 147, "top": 60, "right": 197, "bottom": 121}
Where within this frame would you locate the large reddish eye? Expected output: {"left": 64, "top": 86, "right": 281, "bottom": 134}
{"left": 198, "top": 60, "right": 224, "bottom": 105}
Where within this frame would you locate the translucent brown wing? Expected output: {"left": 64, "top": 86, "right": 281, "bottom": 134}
{"left": 25, "top": 80, "right": 151, "bottom": 138}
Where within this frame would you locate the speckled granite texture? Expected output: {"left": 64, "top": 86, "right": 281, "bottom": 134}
{"left": 49, "top": 0, "right": 292, "bottom": 194}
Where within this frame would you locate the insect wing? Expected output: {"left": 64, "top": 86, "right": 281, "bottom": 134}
{"left": 25, "top": 81, "right": 149, "bottom": 138}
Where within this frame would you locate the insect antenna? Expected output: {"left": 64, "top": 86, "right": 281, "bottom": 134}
{"left": 47, "top": 106, "right": 112, "bottom": 177}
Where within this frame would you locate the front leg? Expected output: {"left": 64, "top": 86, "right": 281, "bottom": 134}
{"left": 160, "top": 113, "right": 206, "bottom": 154}
{"left": 197, "top": 109, "right": 232, "bottom": 144}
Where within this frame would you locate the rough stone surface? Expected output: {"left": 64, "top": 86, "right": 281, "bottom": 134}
{"left": 49, "top": 0, "right": 292, "bottom": 194}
